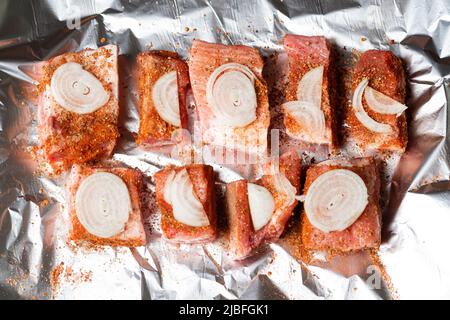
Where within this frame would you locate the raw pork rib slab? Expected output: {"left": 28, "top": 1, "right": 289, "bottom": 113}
{"left": 38, "top": 45, "right": 119, "bottom": 173}
{"left": 348, "top": 50, "right": 407, "bottom": 152}
{"left": 226, "top": 151, "right": 301, "bottom": 259}
{"left": 283, "top": 35, "right": 336, "bottom": 147}
{"left": 136, "top": 51, "right": 190, "bottom": 147}
{"left": 188, "top": 39, "right": 270, "bottom": 155}
{"left": 301, "top": 157, "right": 381, "bottom": 252}
{"left": 154, "top": 164, "right": 217, "bottom": 243}
{"left": 67, "top": 164, "right": 146, "bottom": 247}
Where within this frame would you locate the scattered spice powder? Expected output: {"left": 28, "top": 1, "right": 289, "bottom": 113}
{"left": 50, "top": 262, "right": 65, "bottom": 290}
{"left": 369, "top": 249, "right": 398, "bottom": 299}
{"left": 50, "top": 261, "right": 93, "bottom": 295}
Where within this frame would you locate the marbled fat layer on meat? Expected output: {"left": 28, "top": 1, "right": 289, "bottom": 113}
{"left": 283, "top": 35, "right": 336, "bottom": 147}
{"left": 67, "top": 164, "right": 146, "bottom": 247}
{"left": 348, "top": 50, "right": 407, "bottom": 152}
{"left": 154, "top": 164, "right": 217, "bottom": 243}
{"left": 38, "top": 45, "right": 119, "bottom": 174}
{"left": 188, "top": 40, "right": 270, "bottom": 155}
{"left": 136, "top": 51, "right": 190, "bottom": 147}
{"left": 301, "top": 157, "right": 381, "bottom": 252}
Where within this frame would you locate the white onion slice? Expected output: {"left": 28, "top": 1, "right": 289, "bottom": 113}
{"left": 152, "top": 71, "right": 181, "bottom": 127}
{"left": 51, "top": 62, "right": 109, "bottom": 114}
{"left": 305, "top": 169, "right": 368, "bottom": 233}
{"left": 247, "top": 183, "right": 275, "bottom": 231}
{"left": 296, "top": 65, "right": 324, "bottom": 108}
{"left": 272, "top": 173, "right": 297, "bottom": 206}
{"left": 75, "top": 172, "right": 131, "bottom": 238}
{"left": 206, "top": 63, "right": 257, "bottom": 127}
{"left": 352, "top": 78, "right": 393, "bottom": 134}
{"left": 283, "top": 101, "right": 326, "bottom": 138}
{"left": 364, "top": 86, "right": 407, "bottom": 116}
{"left": 163, "top": 169, "right": 209, "bottom": 227}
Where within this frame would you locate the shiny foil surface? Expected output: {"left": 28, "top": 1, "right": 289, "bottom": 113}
{"left": 0, "top": 0, "right": 449, "bottom": 300}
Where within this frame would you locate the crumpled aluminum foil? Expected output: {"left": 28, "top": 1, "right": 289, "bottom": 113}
{"left": 0, "top": 0, "right": 449, "bottom": 300}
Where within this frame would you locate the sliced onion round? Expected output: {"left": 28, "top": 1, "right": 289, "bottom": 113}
{"left": 75, "top": 172, "right": 131, "bottom": 238}
{"left": 283, "top": 101, "right": 326, "bottom": 138}
{"left": 352, "top": 78, "right": 393, "bottom": 134}
{"left": 296, "top": 65, "right": 324, "bottom": 108}
{"left": 163, "top": 169, "right": 209, "bottom": 227}
{"left": 206, "top": 63, "right": 257, "bottom": 127}
{"left": 152, "top": 71, "right": 181, "bottom": 127}
{"left": 305, "top": 169, "right": 368, "bottom": 233}
{"left": 247, "top": 183, "right": 275, "bottom": 231}
{"left": 364, "top": 86, "right": 407, "bottom": 116}
{"left": 51, "top": 62, "right": 109, "bottom": 114}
